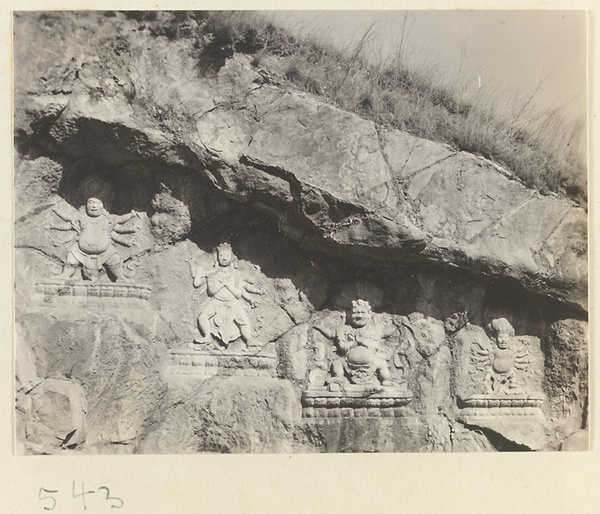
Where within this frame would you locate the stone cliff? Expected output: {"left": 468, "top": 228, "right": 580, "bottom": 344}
{"left": 14, "top": 12, "right": 588, "bottom": 454}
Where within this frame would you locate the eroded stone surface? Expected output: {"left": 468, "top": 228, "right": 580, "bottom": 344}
{"left": 245, "top": 92, "right": 398, "bottom": 209}
{"left": 13, "top": 12, "right": 588, "bottom": 455}
{"left": 543, "top": 319, "right": 588, "bottom": 449}
{"left": 140, "top": 377, "right": 299, "bottom": 454}
{"left": 17, "top": 32, "right": 586, "bottom": 308}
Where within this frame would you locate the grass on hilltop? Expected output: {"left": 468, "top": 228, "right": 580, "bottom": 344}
{"left": 183, "top": 10, "right": 586, "bottom": 203}
{"left": 22, "top": 10, "right": 587, "bottom": 203}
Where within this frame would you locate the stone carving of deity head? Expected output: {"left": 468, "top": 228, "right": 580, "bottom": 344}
{"left": 86, "top": 197, "right": 105, "bottom": 218}
{"left": 216, "top": 242, "right": 233, "bottom": 268}
{"left": 486, "top": 318, "right": 515, "bottom": 349}
{"left": 348, "top": 299, "right": 372, "bottom": 328}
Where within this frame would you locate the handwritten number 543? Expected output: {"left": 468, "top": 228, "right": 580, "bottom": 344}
{"left": 38, "top": 483, "right": 124, "bottom": 510}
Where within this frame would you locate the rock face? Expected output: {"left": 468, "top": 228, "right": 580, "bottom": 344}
{"left": 14, "top": 12, "right": 587, "bottom": 454}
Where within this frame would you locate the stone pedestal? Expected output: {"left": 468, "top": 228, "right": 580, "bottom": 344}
{"left": 164, "top": 343, "right": 277, "bottom": 381}
{"left": 34, "top": 280, "right": 152, "bottom": 306}
{"left": 302, "top": 386, "right": 413, "bottom": 420}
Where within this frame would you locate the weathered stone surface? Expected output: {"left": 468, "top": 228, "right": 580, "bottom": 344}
{"left": 17, "top": 377, "right": 88, "bottom": 455}
{"left": 13, "top": 12, "right": 587, "bottom": 454}
{"left": 414, "top": 152, "right": 532, "bottom": 241}
{"left": 560, "top": 429, "right": 589, "bottom": 451}
{"left": 15, "top": 156, "right": 63, "bottom": 221}
{"left": 16, "top": 327, "right": 88, "bottom": 454}
{"left": 15, "top": 306, "right": 166, "bottom": 454}
{"left": 276, "top": 322, "right": 311, "bottom": 392}
{"left": 16, "top": 15, "right": 586, "bottom": 310}
{"left": 140, "top": 377, "right": 299, "bottom": 453}
{"left": 536, "top": 208, "right": 587, "bottom": 309}
{"left": 297, "top": 416, "right": 426, "bottom": 453}
{"left": 379, "top": 127, "right": 456, "bottom": 181}
{"left": 150, "top": 185, "right": 192, "bottom": 244}
{"left": 246, "top": 92, "right": 398, "bottom": 209}
{"left": 542, "top": 319, "right": 588, "bottom": 449}
{"left": 425, "top": 414, "right": 496, "bottom": 452}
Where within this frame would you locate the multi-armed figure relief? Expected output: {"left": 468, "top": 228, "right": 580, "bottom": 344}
{"left": 455, "top": 317, "right": 545, "bottom": 427}
{"left": 190, "top": 242, "right": 263, "bottom": 350}
{"left": 303, "top": 299, "right": 413, "bottom": 419}
{"left": 48, "top": 197, "right": 139, "bottom": 282}
{"left": 38, "top": 197, "right": 151, "bottom": 301}
{"left": 472, "top": 318, "right": 530, "bottom": 395}
{"left": 166, "top": 243, "right": 274, "bottom": 380}
{"left": 314, "top": 299, "right": 395, "bottom": 389}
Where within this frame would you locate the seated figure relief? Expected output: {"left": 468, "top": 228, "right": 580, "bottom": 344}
{"left": 453, "top": 316, "right": 546, "bottom": 447}
{"left": 48, "top": 197, "right": 140, "bottom": 282}
{"left": 190, "top": 243, "right": 263, "bottom": 350}
{"left": 303, "top": 299, "right": 413, "bottom": 419}
{"left": 314, "top": 299, "right": 395, "bottom": 390}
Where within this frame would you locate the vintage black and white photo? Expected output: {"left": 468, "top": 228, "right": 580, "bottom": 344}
{"left": 14, "top": 10, "right": 587, "bottom": 455}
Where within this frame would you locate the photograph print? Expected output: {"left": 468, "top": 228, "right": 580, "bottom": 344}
{"left": 14, "top": 10, "right": 587, "bottom": 454}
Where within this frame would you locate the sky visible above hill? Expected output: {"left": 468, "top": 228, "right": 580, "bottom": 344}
{"left": 266, "top": 10, "right": 586, "bottom": 124}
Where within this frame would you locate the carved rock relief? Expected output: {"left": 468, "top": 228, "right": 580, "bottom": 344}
{"left": 302, "top": 299, "right": 414, "bottom": 419}
{"left": 453, "top": 317, "right": 546, "bottom": 449}
{"left": 38, "top": 196, "right": 152, "bottom": 305}
{"left": 165, "top": 243, "right": 278, "bottom": 380}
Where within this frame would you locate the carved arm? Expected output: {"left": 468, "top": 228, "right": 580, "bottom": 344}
{"left": 223, "top": 282, "right": 244, "bottom": 299}
{"left": 239, "top": 280, "right": 262, "bottom": 306}
{"left": 46, "top": 220, "right": 75, "bottom": 231}
{"left": 113, "top": 224, "right": 137, "bottom": 234}
{"left": 111, "top": 233, "right": 134, "bottom": 247}
{"left": 51, "top": 208, "right": 74, "bottom": 222}
{"left": 206, "top": 275, "right": 227, "bottom": 296}
{"left": 242, "top": 281, "right": 263, "bottom": 295}
{"left": 115, "top": 210, "right": 139, "bottom": 224}
{"left": 313, "top": 324, "right": 336, "bottom": 341}
{"left": 336, "top": 335, "right": 356, "bottom": 353}
{"left": 191, "top": 267, "right": 205, "bottom": 289}
{"left": 46, "top": 208, "right": 76, "bottom": 230}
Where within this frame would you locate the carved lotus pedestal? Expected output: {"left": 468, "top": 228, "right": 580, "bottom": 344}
{"left": 458, "top": 394, "right": 544, "bottom": 419}
{"left": 35, "top": 280, "right": 152, "bottom": 306}
{"left": 300, "top": 383, "right": 423, "bottom": 452}
{"left": 164, "top": 342, "right": 277, "bottom": 381}
{"left": 302, "top": 384, "right": 413, "bottom": 421}
{"left": 457, "top": 394, "right": 546, "bottom": 450}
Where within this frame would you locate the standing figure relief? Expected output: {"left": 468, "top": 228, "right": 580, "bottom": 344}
{"left": 190, "top": 243, "right": 263, "bottom": 350}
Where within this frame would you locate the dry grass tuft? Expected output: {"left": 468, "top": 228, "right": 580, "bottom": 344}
{"left": 184, "top": 11, "right": 585, "bottom": 202}
{"left": 20, "top": 11, "right": 585, "bottom": 202}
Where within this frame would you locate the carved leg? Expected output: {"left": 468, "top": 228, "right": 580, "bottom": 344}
{"left": 56, "top": 264, "right": 78, "bottom": 280}
{"left": 376, "top": 361, "right": 394, "bottom": 386}
{"left": 194, "top": 313, "right": 212, "bottom": 344}
{"left": 327, "top": 360, "right": 347, "bottom": 392}
{"left": 239, "top": 323, "right": 257, "bottom": 348}
{"left": 105, "top": 253, "right": 123, "bottom": 282}
{"left": 56, "top": 253, "right": 79, "bottom": 280}
{"left": 485, "top": 372, "right": 494, "bottom": 394}
{"left": 82, "top": 266, "right": 100, "bottom": 282}
{"left": 506, "top": 370, "right": 523, "bottom": 394}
